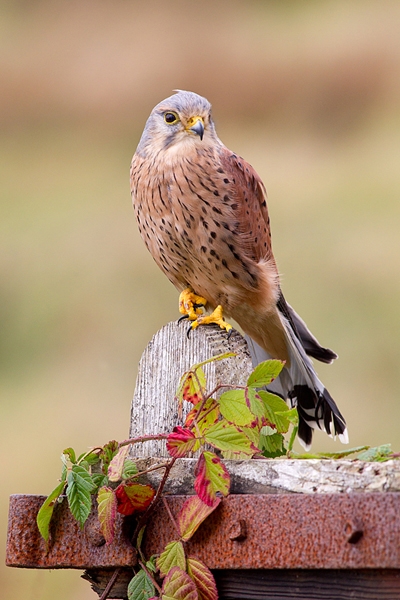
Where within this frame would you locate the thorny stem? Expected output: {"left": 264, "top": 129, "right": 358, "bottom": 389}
{"left": 118, "top": 433, "right": 169, "bottom": 448}
{"left": 128, "top": 461, "right": 172, "bottom": 480}
{"left": 138, "top": 559, "right": 162, "bottom": 594}
{"left": 77, "top": 446, "right": 104, "bottom": 465}
{"left": 132, "top": 457, "right": 177, "bottom": 545}
{"left": 162, "top": 497, "right": 181, "bottom": 538}
{"left": 99, "top": 567, "right": 121, "bottom": 600}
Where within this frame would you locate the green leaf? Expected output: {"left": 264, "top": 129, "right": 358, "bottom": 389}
{"left": 276, "top": 407, "right": 299, "bottom": 425}
{"left": 122, "top": 458, "right": 138, "bottom": 479}
{"left": 146, "top": 555, "right": 157, "bottom": 573}
{"left": 357, "top": 444, "right": 392, "bottom": 462}
{"left": 257, "top": 390, "right": 290, "bottom": 433}
{"left": 247, "top": 359, "right": 284, "bottom": 388}
{"left": 259, "top": 431, "right": 286, "bottom": 457}
{"left": 161, "top": 567, "right": 198, "bottom": 600}
{"left": 218, "top": 390, "right": 255, "bottom": 427}
{"left": 127, "top": 569, "right": 156, "bottom": 600}
{"left": 178, "top": 495, "right": 221, "bottom": 542}
{"left": 97, "top": 486, "right": 117, "bottom": 545}
{"left": 245, "top": 387, "right": 268, "bottom": 424}
{"left": 204, "top": 421, "right": 259, "bottom": 456}
{"left": 187, "top": 557, "right": 217, "bottom": 600}
{"left": 192, "top": 352, "right": 235, "bottom": 369}
{"left": 66, "top": 464, "right": 95, "bottom": 528}
{"left": 137, "top": 525, "right": 146, "bottom": 551}
{"left": 63, "top": 447, "right": 76, "bottom": 464}
{"left": 78, "top": 451, "right": 100, "bottom": 466}
{"left": 108, "top": 445, "right": 131, "bottom": 482}
{"left": 36, "top": 480, "right": 66, "bottom": 542}
{"left": 290, "top": 445, "right": 372, "bottom": 460}
{"left": 157, "top": 541, "right": 186, "bottom": 578}
{"left": 194, "top": 451, "right": 230, "bottom": 505}
{"left": 91, "top": 472, "right": 109, "bottom": 491}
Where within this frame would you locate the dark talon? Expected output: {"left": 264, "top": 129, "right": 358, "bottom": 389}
{"left": 193, "top": 302, "right": 205, "bottom": 310}
{"left": 186, "top": 324, "right": 193, "bottom": 338}
{"left": 227, "top": 329, "right": 233, "bottom": 340}
{"left": 177, "top": 314, "right": 189, "bottom": 324}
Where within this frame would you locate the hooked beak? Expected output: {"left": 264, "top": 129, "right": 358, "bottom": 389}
{"left": 186, "top": 116, "right": 204, "bottom": 141}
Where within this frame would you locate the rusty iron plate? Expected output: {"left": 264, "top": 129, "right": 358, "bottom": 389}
{"left": 6, "top": 495, "right": 137, "bottom": 569}
{"left": 6, "top": 493, "right": 400, "bottom": 570}
{"left": 143, "top": 493, "right": 400, "bottom": 569}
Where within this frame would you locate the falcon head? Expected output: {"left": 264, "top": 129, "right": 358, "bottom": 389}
{"left": 135, "top": 90, "right": 219, "bottom": 158}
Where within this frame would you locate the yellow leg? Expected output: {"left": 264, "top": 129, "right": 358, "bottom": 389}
{"left": 191, "top": 304, "right": 233, "bottom": 334}
{"left": 179, "top": 288, "right": 207, "bottom": 321}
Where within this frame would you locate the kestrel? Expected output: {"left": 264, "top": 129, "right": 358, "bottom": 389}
{"left": 130, "top": 90, "right": 348, "bottom": 450}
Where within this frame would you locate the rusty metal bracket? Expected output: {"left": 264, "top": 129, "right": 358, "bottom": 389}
{"left": 6, "top": 495, "right": 136, "bottom": 569}
{"left": 6, "top": 492, "right": 400, "bottom": 570}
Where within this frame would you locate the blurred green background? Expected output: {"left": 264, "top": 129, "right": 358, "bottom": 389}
{"left": 2, "top": 1, "right": 400, "bottom": 597}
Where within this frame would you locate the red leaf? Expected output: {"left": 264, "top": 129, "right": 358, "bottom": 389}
{"left": 115, "top": 482, "right": 155, "bottom": 515}
{"left": 97, "top": 486, "right": 117, "bottom": 545}
{"left": 167, "top": 427, "right": 199, "bottom": 458}
{"left": 161, "top": 567, "right": 198, "bottom": 600}
{"left": 187, "top": 557, "right": 218, "bottom": 600}
{"left": 178, "top": 495, "right": 220, "bottom": 542}
{"left": 194, "top": 451, "right": 230, "bottom": 506}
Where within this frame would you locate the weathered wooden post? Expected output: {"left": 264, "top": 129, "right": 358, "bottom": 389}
{"left": 6, "top": 322, "right": 400, "bottom": 599}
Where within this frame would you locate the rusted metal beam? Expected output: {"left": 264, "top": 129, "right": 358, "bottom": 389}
{"left": 6, "top": 495, "right": 136, "bottom": 569}
{"left": 6, "top": 492, "right": 400, "bottom": 570}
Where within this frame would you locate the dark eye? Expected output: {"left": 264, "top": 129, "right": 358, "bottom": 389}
{"left": 164, "top": 112, "right": 179, "bottom": 124}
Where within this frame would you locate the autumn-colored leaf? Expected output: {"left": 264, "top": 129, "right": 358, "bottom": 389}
{"left": 194, "top": 451, "right": 230, "bottom": 506}
{"left": 187, "top": 557, "right": 218, "bottom": 600}
{"left": 100, "top": 440, "right": 119, "bottom": 475}
{"left": 218, "top": 390, "right": 255, "bottom": 427}
{"left": 204, "top": 421, "right": 259, "bottom": 456}
{"left": 247, "top": 360, "right": 284, "bottom": 388}
{"left": 108, "top": 445, "right": 131, "bottom": 482}
{"left": 178, "top": 495, "right": 221, "bottom": 542}
{"left": 167, "top": 427, "right": 199, "bottom": 458}
{"left": 97, "top": 486, "right": 117, "bottom": 545}
{"left": 161, "top": 567, "right": 198, "bottom": 600}
{"left": 157, "top": 541, "right": 186, "bottom": 578}
{"left": 175, "top": 369, "right": 206, "bottom": 417}
{"left": 184, "top": 398, "right": 219, "bottom": 431}
{"left": 115, "top": 482, "right": 155, "bottom": 516}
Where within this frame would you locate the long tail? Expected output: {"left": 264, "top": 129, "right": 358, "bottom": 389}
{"left": 245, "top": 296, "right": 348, "bottom": 451}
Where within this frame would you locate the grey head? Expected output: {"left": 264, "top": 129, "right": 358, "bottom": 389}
{"left": 135, "top": 90, "right": 220, "bottom": 158}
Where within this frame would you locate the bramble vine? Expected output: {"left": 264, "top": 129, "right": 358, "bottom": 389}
{"left": 36, "top": 353, "right": 396, "bottom": 600}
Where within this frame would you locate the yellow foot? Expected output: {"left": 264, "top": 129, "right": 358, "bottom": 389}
{"left": 179, "top": 288, "right": 207, "bottom": 321}
{"left": 190, "top": 305, "right": 233, "bottom": 334}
